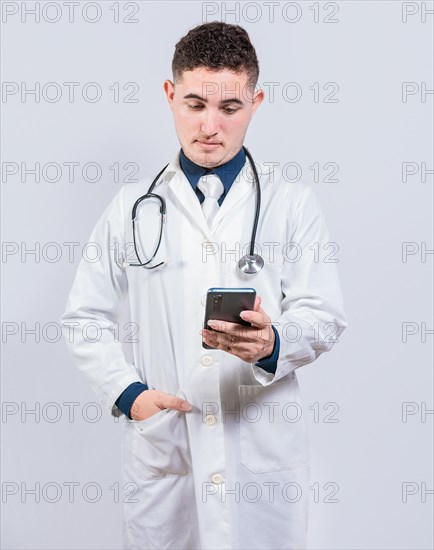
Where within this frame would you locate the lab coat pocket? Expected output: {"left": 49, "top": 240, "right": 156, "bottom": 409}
{"left": 131, "top": 393, "right": 192, "bottom": 480}
{"left": 239, "top": 376, "right": 308, "bottom": 473}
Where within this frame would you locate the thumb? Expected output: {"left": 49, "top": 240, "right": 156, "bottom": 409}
{"left": 254, "top": 295, "right": 262, "bottom": 312}
{"left": 254, "top": 296, "right": 266, "bottom": 316}
{"left": 162, "top": 395, "right": 192, "bottom": 412}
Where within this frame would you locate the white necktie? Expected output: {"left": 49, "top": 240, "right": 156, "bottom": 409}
{"left": 197, "top": 173, "right": 224, "bottom": 227}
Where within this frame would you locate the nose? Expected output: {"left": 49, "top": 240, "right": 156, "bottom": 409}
{"left": 200, "top": 109, "right": 220, "bottom": 137}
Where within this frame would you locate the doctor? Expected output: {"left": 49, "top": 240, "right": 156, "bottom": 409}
{"left": 61, "top": 21, "right": 347, "bottom": 550}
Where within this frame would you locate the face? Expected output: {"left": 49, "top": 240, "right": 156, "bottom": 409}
{"left": 163, "top": 67, "right": 264, "bottom": 168}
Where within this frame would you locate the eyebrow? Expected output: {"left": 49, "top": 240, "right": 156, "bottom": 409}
{"left": 183, "top": 93, "right": 244, "bottom": 106}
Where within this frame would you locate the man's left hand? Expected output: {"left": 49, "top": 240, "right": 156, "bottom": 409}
{"left": 201, "top": 296, "right": 275, "bottom": 363}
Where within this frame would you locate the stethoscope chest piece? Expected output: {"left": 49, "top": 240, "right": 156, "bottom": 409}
{"left": 238, "top": 253, "right": 264, "bottom": 274}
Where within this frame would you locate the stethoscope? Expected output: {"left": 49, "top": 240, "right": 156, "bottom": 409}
{"left": 123, "top": 145, "right": 264, "bottom": 274}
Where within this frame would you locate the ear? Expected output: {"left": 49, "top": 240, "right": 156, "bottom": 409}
{"left": 163, "top": 80, "right": 175, "bottom": 107}
{"left": 251, "top": 88, "right": 265, "bottom": 115}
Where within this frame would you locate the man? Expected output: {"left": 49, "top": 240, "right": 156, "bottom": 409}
{"left": 61, "top": 21, "right": 347, "bottom": 550}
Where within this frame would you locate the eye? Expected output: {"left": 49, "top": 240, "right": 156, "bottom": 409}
{"left": 224, "top": 108, "right": 238, "bottom": 114}
{"left": 188, "top": 104, "right": 203, "bottom": 110}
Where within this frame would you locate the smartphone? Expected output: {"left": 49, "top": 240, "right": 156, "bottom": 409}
{"left": 202, "top": 287, "right": 256, "bottom": 349}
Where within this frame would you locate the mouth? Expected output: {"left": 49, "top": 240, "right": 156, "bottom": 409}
{"left": 195, "top": 140, "right": 222, "bottom": 150}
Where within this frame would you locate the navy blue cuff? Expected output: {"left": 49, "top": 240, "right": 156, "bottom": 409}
{"left": 255, "top": 326, "right": 280, "bottom": 374}
{"left": 115, "top": 382, "right": 148, "bottom": 419}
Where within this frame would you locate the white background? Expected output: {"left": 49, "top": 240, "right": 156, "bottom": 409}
{"left": 1, "top": 1, "right": 433, "bottom": 548}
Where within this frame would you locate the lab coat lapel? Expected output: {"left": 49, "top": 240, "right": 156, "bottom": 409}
{"left": 159, "top": 151, "right": 253, "bottom": 240}
{"left": 167, "top": 169, "right": 215, "bottom": 240}
{"left": 209, "top": 164, "right": 252, "bottom": 234}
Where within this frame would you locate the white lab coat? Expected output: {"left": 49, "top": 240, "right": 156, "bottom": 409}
{"left": 60, "top": 149, "right": 347, "bottom": 550}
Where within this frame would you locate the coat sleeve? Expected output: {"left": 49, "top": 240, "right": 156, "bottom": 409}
{"left": 251, "top": 184, "right": 348, "bottom": 385}
{"left": 60, "top": 185, "right": 144, "bottom": 417}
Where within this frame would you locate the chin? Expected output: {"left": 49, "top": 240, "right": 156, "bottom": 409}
{"left": 187, "top": 145, "right": 224, "bottom": 167}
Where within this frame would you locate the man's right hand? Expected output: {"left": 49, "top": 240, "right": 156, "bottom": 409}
{"left": 130, "top": 390, "right": 192, "bottom": 421}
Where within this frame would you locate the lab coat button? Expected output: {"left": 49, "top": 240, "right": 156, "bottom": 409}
{"left": 201, "top": 355, "right": 213, "bottom": 366}
{"left": 211, "top": 473, "right": 224, "bottom": 484}
{"left": 205, "top": 414, "right": 216, "bottom": 426}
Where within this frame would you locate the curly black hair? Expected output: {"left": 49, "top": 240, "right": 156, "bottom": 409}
{"left": 172, "top": 22, "right": 259, "bottom": 92}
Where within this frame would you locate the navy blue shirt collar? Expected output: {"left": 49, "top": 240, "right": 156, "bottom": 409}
{"left": 179, "top": 146, "right": 246, "bottom": 202}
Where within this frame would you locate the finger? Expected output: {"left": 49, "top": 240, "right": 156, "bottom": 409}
{"left": 204, "top": 329, "right": 252, "bottom": 352}
{"left": 236, "top": 296, "right": 262, "bottom": 322}
{"left": 253, "top": 295, "right": 262, "bottom": 311}
{"left": 206, "top": 296, "right": 263, "bottom": 333}
{"left": 204, "top": 331, "right": 257, "bottom": 359}
{"left": 201, "top": 329, "right": 218, "bottom": 349}
{"left": 160, "top": 395, "right": 192, "bottom": 412}
{"left": 202, "top": 329, "right": 226, "bottom": 347}
{"left": 206, "top": 320, "right": 253, "bottom": 336}
{"left": 238, "top": 296, "right": 269, "bottom": 329}
{"left": 205, "top": 329, "right": 232, "bottom": 347}
{"left": 203, "top": 331, "right": 232, "bottom": 353}
{"left": 239, "top": 308, "right": 270, "bottom": 329}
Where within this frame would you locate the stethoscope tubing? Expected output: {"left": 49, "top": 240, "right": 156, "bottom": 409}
{"left": 127, "top": 145, "right": 261, "bottom": 270}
